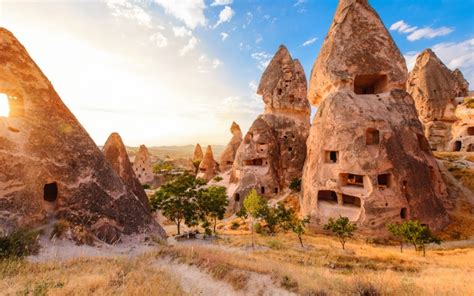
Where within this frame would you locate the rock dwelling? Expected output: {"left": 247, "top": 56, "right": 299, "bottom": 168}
{"left": 132, "top": 144, "right": 154, "bottom": 184}
{"left": 197, "top": 145, "right": 219, "bottom": 181}
{"left": 0, "top": 28, "right": 164, "bottom": 240}
{"left": 229, "top": 45, "right": 310, "bottom": 211}
{"left": 301, "top": 0, "right": 450, "bottom": 234}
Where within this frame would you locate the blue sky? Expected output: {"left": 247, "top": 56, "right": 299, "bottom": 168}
{"left": 0, "top": 0, "right": 472, "bottom": 146}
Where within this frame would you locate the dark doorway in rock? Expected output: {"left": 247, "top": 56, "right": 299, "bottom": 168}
{"left": 244, "top": 158, "right": 264, "bottom": 166}
{"left": 467, "top": 127, "right": 474, "bottom": 136}
{"left": 274, "top": 187, "right": 278, "bottom": 194}
{"left": 342, "top": 194, "right": 361, "bottom": 207}
{"left": 341, "top": 173, "right": 364, "bottom": 188}
{"left": 43, "top": 182, "right": 58, "bottom": 203}
{"left": 325, "top": 151, "right": 338, "bottom": 163}
{"left": 261, "top": 186, "right": 265, "bottom": 194}
{"left": 454, "top": 141, "right": 462, "bottom": 151}
{"left": 400, "top": 208, "right": 408, "bottom": 219}
{"left": 366, "top": 128, "right": 380, "bottom": 145}
{"left": 377, "top": 174, "right": 390, "bottom": 189}
{"left": 354, "top": 74, "right": 388, "bottom": 95}
{"left": 318, "top": 190, "right": 337, "bottom": 203}
{"left": 234, "top": 193, "right": 240, "bottom": 202}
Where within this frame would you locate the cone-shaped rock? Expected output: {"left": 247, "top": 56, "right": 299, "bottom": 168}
{"left": 193, "top": 143, "right": 203, "bottom": 163}
{"left": 0, "top": 28, "right": 164, "bottom": 240}
{"left": 230, "top": 45, "right": 310, "bottom": 210}
{"left": 133, "top": 145, "right": 154, "bottom": 185}
{"left": 309, "top": 0, "right": 407, "bottom": 105}
{"left": 197, "top": 145, "right": 218, "bottom": 181}
{"left": 407, "top": 49, "right": 470, "bottom": 151}
{"left": 220, "top": 122, "right": 243, "bottom": 172}
{"left": 301, "top": 1, "right": 449, "bottom": 234}
{"left": 103, "top": 133, "right": 150, "bottom": 209}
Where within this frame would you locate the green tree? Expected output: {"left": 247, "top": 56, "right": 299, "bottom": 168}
{"left": 387, "top": 222, "right": 405, "bottom": 253}
{"left": 389, "top": 220, "right": 441, "bottom": 257}
{"left": 323, "top": 216, "right": 357, "bottom": 250}
{"left": 149, "top": 174, "right": 204, "bottom": 235}
{"left": 243, "top": 189, "right": 266, "bottom": 250}
{"left": 256, "top": 202, "right": 279, "bottom": 236}
{"left": 197, "top": 185, "right": 229, "bottom": 235}
{"left": 289, "top": 178, "right": 302, "bottom": 192}
{"left": 276, "top": 203, "right": 310, "bottom": 247}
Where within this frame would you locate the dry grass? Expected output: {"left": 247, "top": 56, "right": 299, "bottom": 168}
{"left": 0, "top": 253, "right": 183, "bottom": 296}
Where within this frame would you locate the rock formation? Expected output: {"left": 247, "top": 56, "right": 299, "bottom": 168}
{"left": 229, "top": 45, "right": 310, "bottom": 210}
{"left": 193, "top": 143, "right": 203, "bottom": 163}
{"left": 103, "top": 133, "right": 150, "bottom": 209}
{"left": 0, "top": 28, "right": 165, "bottom": 241}
{"left": 407, "top": 49, "right": 470, "bottom": 151}
{"left": 197, "top": 145, "right": 218, "bottom": 181}
{"left": 219, "top": 122, "right": 243, "bottom": 172}
{"left": 449, "top": 97, "right": 474, "bottom": 152}
{"left": 301, "top": 0, "right": 449, "bottom": 234}
{"left": 132, "top": 145, "right": 154, "bottom": 185}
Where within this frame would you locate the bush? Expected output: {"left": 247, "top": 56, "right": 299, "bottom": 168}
{"left": 253, "top": 222, "right": 263, "bottom": 234}
{"left": 267, "top": 239, "right": 283, "bottom": 250}
{"left": 353, "top": 281, "right": 380, "bottom": 296}
{"left": 213, "top": 176, "right": 223, "bottom": 182}
{"left": 0, "top": 229, "right": 40, "bottom": 259}
{"left": 280, "top": 275, "right": 298, "bottom": 291}
{"left": 230, "top": 221, "right": 240, "bottom": 230}
{"left": 51, "top": 219, "right": 71, "bottom": 239}
{"left": 289, "top": 178, "right": 302, "bottom": 192}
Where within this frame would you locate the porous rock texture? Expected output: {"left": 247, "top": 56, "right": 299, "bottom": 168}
{"left": 132, "top": 145, "right": 154, "bottom": 185}
{"left": 219, "top": 122, "right": 243, "bottom": 172}
{"left": 449, "top": 97, "right": 474, "bottom": 152}
{"left": 407, "top": 49, "right": 470, "bottom": 151}
{"left": 229, "top": 45, "right": 310, "bottom": 211}
{"left": 197, "top": 145, "right": 219, "bottom": 181}
{"left": 301, "top": 0, "right": 449, "bottom": 234}
{"left": 0, "top": 28, "right": 165, "bottom": 240}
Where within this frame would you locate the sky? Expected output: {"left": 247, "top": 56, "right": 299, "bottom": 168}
{"left": 0, "top": 0, "right": 472, "bottom": 146}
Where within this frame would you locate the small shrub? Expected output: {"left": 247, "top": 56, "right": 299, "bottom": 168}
{"left": 353, "top": 281, "right": 380, "bottom": 296}
{"left": 267, "top": 239, "right": 283, "bottom": 250}
{"left": 289, "top": 178, "right": 302, "bottom": 192}
{"left": 0, "top": 229, "right": 40, "bottom": 259}
{"left": 51, "top": 219, "right": 71, "bottom": 239}
{"left": 253, "top": 222, "right": 263, "bottom": 234}
{"left": 213, "top": 176, "right": 223, "bottom": 182}
{"left": 280, "top": 275, "right": 298, "bottom": 292}
{"left": 230, "top": 221, "right": 240, "bottom": 230}
{"left": 142, "top": 184, "right": 151, "bottom": 189}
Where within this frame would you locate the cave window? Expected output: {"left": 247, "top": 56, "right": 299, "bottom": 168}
{"left": 318, "top": 190, "right": 337, "bottom": 203}
{"left": 354, "top": 74, "right": 388, "bottom": 95}
{"left": 244, "top": 158, "right": 264, "bottom": 166}
{"left": 277, "top": 88, "right": 282, "bottom": 96}
{"left": 468, "top": 144, "right": 474, "bottom": 152}
{"left": 454, "top": 141, "right": 462, "bottom": 152}
{"left": 199, "top": 168, "right": 206, "bottom": 172}
{"left": 416, "top": 134, "right": 431, "bottom": 152}
{"left": 325, "top": 151, "right": 338, "bottom": 163}
{"left": 342, "top": 194, "right": 361, "bottom": 207}
{"left": 0, "top": 93, "right": 9, "bottom": 117}
{"left": 400, "top": 208, "right": 408, "bottom": 219}
{"left": 467, "top": 127, "right": 474, "bottom": 136}
{"left": 234, "top": 193, "right": 240, "bottom": 202}
{"left": 274, "top": 187, "right": 278, "bottom": 194}
{"left": 261, "top": 186, "right": 265, "bottom": 194}
{"left": 366, "top": 128, "right": 380, "bottom": 145}
{"left": 377, "top": 174, "right": 390, "bottom": 189}
{"left": 288, "top": 147, "right": 293, "bottom": 152}
{"left": 227, "top": 161, "right": 233, "bottom": 165}
{"left": 43, "top": 182, "right": 58, "bottom": 203}
{"left": 341, "top": 173, "right": 364, "bottom": 188}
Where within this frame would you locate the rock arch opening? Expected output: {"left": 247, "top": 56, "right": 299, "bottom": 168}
{"left": 43, "top": 182, "right": 58, "bottom": 203}
{"left": 354, "top": 74, "right": 388, "bottom": 95}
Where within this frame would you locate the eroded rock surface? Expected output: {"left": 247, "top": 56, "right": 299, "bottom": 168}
{"left": 219, "top": 122, "right": 243, "bottom": 172}
{"left": 449, "top": 97, "right": 474, "bottom": 152}
{"left": 197, "top": 145, "right": 218, "bottom": 181}
{"left": 301, "top": 0, "right": 449, "bottom": 234}
{"left": 229, "top": 45, "right": 310, "bottom": 210}
{"left": 132, "top": 145, "right": 154, "bottom": 185}
{"left": 0, "top": 28, "right": 165, "bottom": 240}
{"left": 407, "top": 49, "right": 470, "bottom": 151}
{"left": 193, "top": 143, "right": 203, "bottom": 163}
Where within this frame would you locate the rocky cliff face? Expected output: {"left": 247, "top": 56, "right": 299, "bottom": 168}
{"left": 229, "top": 45, "right": 310, "bottom": 210}
{"left": 449, "top": 97, "right": 474, "bottom": 152}
{"left": 407, "top": 49, "right": 470, "bottom": 151}
{"left": 197, "top": 145, "right": 218, "bottom": 181}
{"left": 219, "top": 122, "right": 243, "bottom": 172}
{"left": 132, "top": 145, "right": 154, "bottom": 185}
{"left": 0, "top": 28, "right": 165, "bottom": 240}
{"left": 301, "top": 0, "right": 449, "bottom": 234}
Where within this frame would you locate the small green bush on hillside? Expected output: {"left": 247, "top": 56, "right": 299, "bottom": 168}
{"left": 0, "top": 229, "right": 40, "bottom": 259}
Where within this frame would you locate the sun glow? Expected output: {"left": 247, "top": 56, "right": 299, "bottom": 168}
{"left": 0, "top": 94, "right": 10, "bottom": 117}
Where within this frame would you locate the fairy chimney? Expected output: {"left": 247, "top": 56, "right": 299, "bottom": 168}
{"left": 301, "top": 0, "right": 449, "bottom": 235}
{"left": 197, "top": 145, "right": 218, "bottom": 181}
{"left": 103, "top": 133, "right": 150, "bottom": 209}
{"left": 219, "top": 122, "right": 243, "bottom": 172}
{"left": 133, "top": 145, "right": 154, "bottom": 185}
{"left": 229, "top": 45, "right": 310, "bottom": 210}
{"left": 193, "top": 143, "right": 203, "bottom": 163}
{"left": 407, "top": 49, "right": 470, "bottom": 150}
{"left": 0, "top": 28, "right": 165, "bottom": 241}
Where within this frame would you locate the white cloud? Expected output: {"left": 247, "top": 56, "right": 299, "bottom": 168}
{"left": 104, "top": 0, "right": 152, "bottom": 28}
{"left": 213, "top": 6, "right": 234, "bottom": 28}
{"left": 390, "top": 20, "right": 454, "bottom": 41}
{"left": 211, "top": 0, "right": 233, "bottom": 6}
{"left": 212, "top": 59, "right": 222, "bottom": 69}
{"left": 197, "top": 55, "right": 222, "bottom": 73}
{"left": 220, "top": 32, "right": 229, "bottom": 41}
{"left": 293, "top": 0, "right": 306, "bottom": 7}
{"left": 301, "top": 37, "right": 317, "bottom": 47}
{"left": 172, "top": 26, "right": 192, "bottom": 37}
{"left": 251, "top": 51, "right": 272, "bottom": 70}
{"left": 255, "top": 35, "right": 263, "bottom": 44}
{"left": 154, "top": 0, "right": 206, "bottom": 29}
{"left": 242, "top": 12, "right": 253, "bottom": 29}
{"left": 404, "top": 38, "right": 474, "bottom": 85}
{"left": 179, "top": 36, "right": 199, "bottom": 56}
{"left": 149, "top": 32, "right": 168, "bottom": 48}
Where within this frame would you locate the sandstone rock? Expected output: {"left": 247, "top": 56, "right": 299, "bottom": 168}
{"left": 103, "top": 133, "right": 150, "bottom": 209}
{"left": 171, "top": 157, "right": 196, "bottom": 172}
{"left": 308, "top": 0, "right": 407, "bottom": 105}
{"left": 301, "top": 0, "right": 449, "bottom": 234}
{"left": 229, "top": 45, "right": 310, "bottom": 210}
{"left": 132, "top": 145, "right": 154, "bottom": 185}
{"left": 0, "top": 28, "right": 165, "bottom": 240}
{"left": 197, "top": 145, "right": 218, "bottom": 181}
{"left": 449, "top": 97, "right": 474, "bottom": 152}
{"left": 193, "top": 143, "right": 203, "bottom": 163}
{"left": 407, "top": 49, "right": 470, "bottom": 151}
{"left": 219, "top": 122, "right": 243, "bottom": 172}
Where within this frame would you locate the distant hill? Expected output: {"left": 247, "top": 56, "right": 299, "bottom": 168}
{"left": 125, "top": 145, "right": 225, "bottom": 161}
